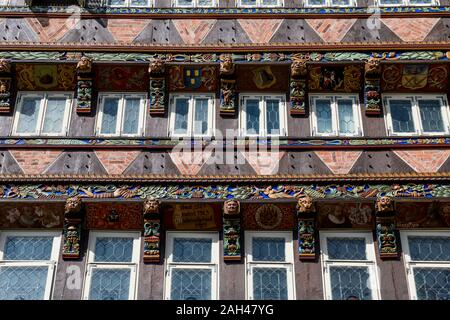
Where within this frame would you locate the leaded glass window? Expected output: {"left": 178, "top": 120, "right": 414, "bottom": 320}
{"left": 13, "top": 93, "right": 72, "bottom": 136}
{"left": 106, "top": 0, "right": 153, "bottom": 7}
{"left": 84, "top": 232, "right": 139, "bottom": 300}
{"left": 246, "top": 232, "right": 295, "bottom": 300}
{"left": 311, "top": 95, "right": 361, "bottom": 137}
{"left": 402, "top": 233, "right": 450, "bottom": 300}
{"left": 165, "top": 233, "right": 219, "bottom": 300}
{"left": 241, "top": 95, "right": 287, "bottom": 137}
{"left": 385, "top": 95, "right": 449, "bottom": 136}
{"left": 174, "top": 0, "right": 216, "bottom": 7}
{"left": 321, "top": 232, "right": 380, "bottom": 300}
{"left": 170, "top": 94, "right": 214, "bottom": 137}
{"left": 0, "top": 232, "right": 61, "bottom": 300}
{"left": 305, "top": 0, "right": 356, "bottom": 6}
{"left": 378, "top": 0, "right": 436, "bottom": 6}
{"left": 238, "top": 0, "right": 283, "bottom": 6}
{"left": 97, "top": 94, "right": 145, "bottom": 137}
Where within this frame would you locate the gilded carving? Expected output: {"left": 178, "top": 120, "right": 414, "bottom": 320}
{"left": 220, "top": 55, "right": 235, "bottom": 76}
{"left": 296, "top": 195, "right": 315, "bottom": 214}
{"left": 76, "top": 56, "right": 93, "bottom": 74}
{"left": 223, "top": 199, "right": 240, "bottom": 216}
{"left": 376, "top": 196, "right": 394, "bottom": 213}
{"left": 0, "top": 59, "right": 11, "bottom": 74}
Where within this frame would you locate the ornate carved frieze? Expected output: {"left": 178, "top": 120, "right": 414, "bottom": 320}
{"left": 290, "top": 58, "right": 308, "bottom": 116}
{"left": 296, "top": 195, "right": 317, "bottom": 260}
{"left": 143, "top": 198, "right": 161, "bottom": 263}
{"left": 148, "top": 59, "right": 166, "bottom": 116}
{"left": 364, "top": 57, "right": 382, "bottom": 115}
{"left": 219, "top": 55, "right": 237, "bottom": 116}
{"left": 63, "top": 197, "right": 83, "bottom": 260}
{"left": 76, "top": 56, "right": 93, "bottom": 114}
{"left": 223, "top": 200, "right": 241, "bottom": 261}
{"left": 0, "top": 58, "right": 13, "bottom": 113}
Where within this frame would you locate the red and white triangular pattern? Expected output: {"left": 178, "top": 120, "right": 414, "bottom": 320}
{"left": 381, "top": 18, "right": 440, "bottom": 42}
{"left": 314, "top": 151, "right": 362, "bottom": 174}
{"left": 172, "top": 19, "right": 216, "bottom": 44}
{"left": 305, "top": 19, "right": 357, "bottom": 43}
{"left": 169, "top": 149, "right": 213, "bottom": 175}
{"left": 241, "top": 151, "right": 285, "bottom": 175}
{"left": 394, "top": 150, "right": 450, "bottom": 173}
{"left": 107, "top": 19, "right": 150, "bottom": 43}
{"left": 237, "top": 19, "right": 282, "bottom": 43}
{"left": 94, "top": 150, "right": 141, "bottom": 175}
{"left": 10, "top": 150, "right": 63, "bottom": 174}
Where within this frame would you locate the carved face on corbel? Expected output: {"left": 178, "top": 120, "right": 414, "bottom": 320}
{"left": 290, "top": 59, "right": 307, "bottom": 78}
{"left": 64, "top": 197, "right": 82, "bottom": 215}
{"left": 376, "top": 196, "right": 394, "bottom": 213}
{"left": 297, "top": 195, "right": 315, "bottom": 214}
{"left": 220, "top": 55, "right": 235, "bottom": 76}
{"left": 143, "top": 198, "right": 161, "bottom": 215}
{"left": 76, "top": 56, "right": 92, "bottom": 73}
{"left": 224, "top": 199, "right": 240, "bottom": 216}
{"left": 148, "top": 59, "right": 165, "bottom": 75}
{"left": 0, "top": 59, "right": 11, "bottom": 74}
{"left": 365, "top": 57, "right": 381, "bottom": 78}
{"left": 0, "top": 79, "right": 10, "bottom": 94}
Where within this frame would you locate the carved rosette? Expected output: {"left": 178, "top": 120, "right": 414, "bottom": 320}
{"left": 148, "top": 59, "right": 166, "bottom": 116}
{"left": 290, "top": 58, "right": 308, "bottom": 116}
{"left": 143, "top": 198, "right": 162, "bottom": 263}
{"left": 63, "top": 197, "right": 83, "bottom": 260}
{"left": 76, "top": 56, "right": 93, "bottom": 114}
{"left": 297, "top": 195, "right": 317, "bottom": 260}
{"left": 219, "top": 55, "right": 237, "bottom": 116}
{"left": 0, "top": 58, "right": 13, "bottom": 113}
{"left": 364, "top": 57, "right": 382, "bottom": 116}
{"left": 223, "top": 200, "right": 241, "bottom": 261}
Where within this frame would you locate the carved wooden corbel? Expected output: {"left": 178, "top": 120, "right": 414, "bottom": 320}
{"left": 290, "top": 58, "right": 308, "bottom": 116}
{"left": 0, "top": 58, "right": 13, "bottom": 113}
{"left": 296, "top": 195, "right": 317, "bottom": 260}
{"left": 223, "top": 199, "right": 241, "bottom": 261}
{"left": 375, "top": 196, "right": 399, "bottom": 258}
{"left": 219, "top": 55, "right": 237, "bottom": 116}
{"left": 364, "top": 57, "right": 382, "bottom": 116}
{"left": 76, "top": 56, "right": 93, "bottom": 114}
{"left": 148, "top": 59, "right": 166, "bottom": 116}
{"left": 143, "top": 198, "right": 162, "bottom": 263}
{"left": 63, "top": 197, "right": 84, "bottom": 260}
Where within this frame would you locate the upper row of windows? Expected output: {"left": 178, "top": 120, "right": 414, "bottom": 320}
{"left": 0, "top": 0, "right": 441, "bottom": 7}
{"left": 11, "top": 92, "right": 450, "bottom": 138}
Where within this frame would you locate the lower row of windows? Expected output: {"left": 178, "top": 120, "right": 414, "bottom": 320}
{"left": 0, "top": 230, "right": 449, "bottom": 300}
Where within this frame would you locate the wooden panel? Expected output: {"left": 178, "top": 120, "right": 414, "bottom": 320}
{"left": 308, "top": 65, "right": 363, "bottom": 93}
{"left": 85, "top": 202, "right": 143, "bottom": 230}
{"left": 163, "top": 203, "right": 222, "bottom": 231}
{"left": 168, "top": 65, "right": 218, "bottom": 92}
{"left": 242, "top": 203, "right": 295, "bottom": 230}
{"left": 317, "top": 202, "right": 374, "bottom": 229}
{"left": 219, "top": 240, "right": 246, "bottom": 300}
{"left": 0, "top": 202, "right": 64, "bottom": 229}
{"left": 237, "top": 64, "right": 289, "bottom": 92}
{"left": 16, "top": 64, "right": 76, "bottom": 91}
{"left": 94, "top": 64, "right": 148, "bottom": 92}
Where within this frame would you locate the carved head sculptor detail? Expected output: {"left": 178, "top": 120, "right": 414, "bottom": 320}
{"left": 0, "top": 59, "right": 11, "bottom": 74}
{"left": 296, "top": 195, "right": 315, "bottom": 214}
{"left": 290, "top": 59, "right": 308, "bottom": 78}
{"left": 223, "top": 199, "right": 240, "bottom": 216}
{"left": 365, "top": 57, "right": 381, "bottom": 78}
{"left": 148, "top": 59, "right": 165, "bottom": 75}
{"left": 220, "top": 55, "right": 235, "bottom": 76}
{"left": 144, "top": 198, "right": 161, "bottom": 215}
{"left": 376, "top": 196, "right": 394, "bottom": 213}
{"left": 64, "top": 197, "right": 82, "bottom": 215}
{"left": 76, "top": 56, "right": 92, "bottom": 73}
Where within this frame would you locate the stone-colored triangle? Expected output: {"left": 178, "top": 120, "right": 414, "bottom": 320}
{"left": 237, "top": 19, "right": 282, "bottom": 43}
{"left": 241, "top": 151, "right": 285, "bottom": 175}
{"left": 314, "top": 151, "right": 362, "bottom": 174}
{"left": 169, "top": 149, "right": 213, "bottom": 175}
{"left": 305, "top": 19, "right": 357, "bottom": 43}
{"left": 172, "top": 19, "right": 216, "bottom": 44}
{"left": 107, "top": 19, "right": 150, "bottom": 43}
{"left": 393, "top": 150, "right": 450, "bottom": 173}
{"left": 381, "top": 18, "right": 440, "bottom": 42}
{"left": 10, "top": 150, "right": 63, "bottom": 174}
{"left": 94, "top": 150, "right": 141, "bottom": 175}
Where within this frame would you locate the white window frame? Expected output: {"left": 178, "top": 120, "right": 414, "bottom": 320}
{"left": 0, "top": 0, "right": 11, "bottom": 6}
{"left": 310, "top": 94, "right": 362, "bottom": 137}
{"left": 168, "top": 93, "right": 215, "bottom": 137}
{"left": 320, "top": 231, "right": 381, "bottom": 300}
{"left": 82, "top": 231, "right": 140, "bottom": 300}
{"left": 304, "top": 0, "right": 356, "bottom": 7}
{"left": 384, "top": 94, "right": 450, "bottom": 136}
{"left": 164, "top": 231, "right": 219, "bottom": 300}
{"left": 239, "top": 94, "right": 288, "bottom": 137}
{"left": 104, "top": 0, "right": 154, "bottom": 7}
{"left": 245, "top": 231, "right": 296, "bottom": 300}
{"left": 400, "top": 230, "right": 450, "bottom": 300}
{"left": 0, "top": 230, "right": 62, "bottom": 300}
{"left": 172, "top": 0, "right": 218, "bottom": 7}
{"left": 96, "top": 93, "right": 147, "bottom": 137}
{"left": 375, "top": 0, "right": 439, "bottom": 7}
{"left": 12, "top": 92, "right": 73, "bottom": 137}
{"left": 237, "top": 0, "right": 284, "bottom": 7}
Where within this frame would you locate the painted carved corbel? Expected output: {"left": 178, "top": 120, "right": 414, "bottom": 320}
{"left": 148, "top": 59, "right": 166, "bottom": 116}
{"left": 290, "top": 58, "right": 308, "bottom": 116}
{"left": 375, "top": 196, "right": 399, "bottom": 258}
{"left": 0, "top": 58, "right": 13, "bottom": 113}
{"left": 296, "top": 195, "right": 317, "bottom": 260}
{"left": 76, "top": 56, "right": 93, "bottom": 114}
{"left": 219, "top": 55, "right": 237, "bottom": 116}
{"left": 63, "top": 196, "right": 83, "bottom": 260}
{"left": 143, "top": 198, "right": 162, "bottom": 263}
{"left": 223, "top": 199, "right": 241, "bottom": 261}
{"left": 364, "top": 57, "right": 382, "bottom": 116}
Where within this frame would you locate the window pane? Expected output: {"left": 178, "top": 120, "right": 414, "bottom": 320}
{"left": 408, "top": 237, "right": 450, "bottom": 261}
{"left": 122, "top": 98, "right": 141, "bottom": 135}
{"left": 94, "top": 237, "right": 133, "bottom": 263}
{"left": 108, "top": 0, "right": 126, "bottom": 5}
{"left": 266, "top": 99, "right": 280, "bottom": 135}
{"left": 337, "top": 99, "right": 356, "bottom": 134}
{"left": 241, "top": 0, "right": 257, "bottom": 5}
{"left": 246, "top": 99, "right": 260, "bottom": 135}
{"left": 42, "top": 97, "right": 67, "bottom": 134}
{"left": 252, "top": 237, "right": 285, "bottom": 262}
{"left": 379, "top": 0, "right": 402, "bottom": 4}
{"left": 173, "top": 238, "right": 212, "bottom": 263}
{"left": 330, "top": 266, "right": 372, "bottom": 300}
{"left": 16, "top": 97, "right": 41, "bottom": 134}
{"left": 409, "top": 0, "right": 433, "bottom": 4}
{"left": 198, "top": 0, "right": 213, "bottom": 5}
{"left": 193, "top": 98, "right": 209, "bottom": 135}
{"left": 174, "top": 98, "right": 189, "bottom": 135}
{"left": 130, "top": 0, "right": 148, "bottom": 5}
{"left": 315, "top": 99, "right": 333, "bottom": 134}
{"left": 331, "top": 0, "right": 351, "bottom": 5}
{"left": 262, "top": 0, "right": 278, "bottom": 5}
{"left": 413, "top": 268, "right": 450, "bottom": 300}
{"left": 253, "top": 268, "right": 287, "bottom": 300}
{"left": 88, "top": 268, "right": 131, "bottom": 300}
{"left": 327, "top": 238, "right": 367, "bottom": 260}
{"left": 177, "top": 0, "right": 193, "bottom": 6}
{"left": 418, "top": 100, "right": 445, "bottom": 133}
{"left": 390, "top": 99, "right": 415, "bottom": 133}
{"left": 101, "top": 98, "right": 120, "bottom": 134}
{"left": 171, "top": 269, "right": 211, "bottom": 300}
{"left": 0, "top": 266, "right": 49, "bottom": 300}
{"left": 3, "top": 236, "right": 53, "bottom": 261}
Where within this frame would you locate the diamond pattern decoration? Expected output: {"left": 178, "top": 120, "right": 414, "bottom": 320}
{"left": 252, "top": 268, "right": 288, "bottom": 300}
{"left": 237, "top": 19, "right": 282, "bottom": 43}
{"left": 4, "top": 236, "right": 53, "bottom": 261}
{"left": 171, "top": 269, "right": 212, "bottom": 300}
{"left": 314, "top": 151, "right": 362, "bottom": 174}
{"left": 252, "top": 237, "right": 285, "bottom": 262}
{"left": 173, "top": 238, "right": 212, "bottom": 263}
{"left": 329, "top": 266, "right": 372, "bottom": 300}
{"left": 393, "top": 150, "right": 450, "bottom": 173}
{"left": 381, "top": 18, "right": 440, "bottom": 42}
{"left": 94, "top": 150, "right": 141, "bottom": 175}
{"left": 327, "top": 237, "right": 366, "bottom": 260}
{"left": 172, "top": 19, "right": 216, "bottom": 44}
{"left": 408, "top": 236, "right": 450, "bottom": 261}
{"left": 89, "top": 268, "right": 131, "bottom": 300}
{"left": 0, "top": 266, "right": 49, "bottom": 300}
{"left": 94, "top": 237, "right": 133, "bottom": 263}
{"left": 413, "top": 268, "right": 450, "bottom": 300}
{"left": 10, "top": 150, "right": 62, "bottom": 174}
{"left": 305, "top": 19, "right": 357, "bottom": 43}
